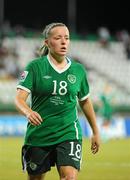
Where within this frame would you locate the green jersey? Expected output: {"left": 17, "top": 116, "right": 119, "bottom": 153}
{"left": 17, "top": 55, "right": 90, "bottom": 146}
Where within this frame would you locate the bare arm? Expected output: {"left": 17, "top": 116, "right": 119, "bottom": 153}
{"left": 79, "top": 97, "right": 100, "bottom": 154}
{"left": 15, "top": 89, "right": 43, "bottom": 126}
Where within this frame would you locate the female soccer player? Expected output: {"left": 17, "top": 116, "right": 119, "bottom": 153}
{"left": 15, "top": 22, "right": 100, "bottom": 180}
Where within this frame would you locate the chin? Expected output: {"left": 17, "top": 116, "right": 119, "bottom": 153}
{"left": 58, "top": 52, "right": 66, "bottom": 56}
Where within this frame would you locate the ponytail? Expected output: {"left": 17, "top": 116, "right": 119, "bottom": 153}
{"left": 38, "top": 45, "right": 49, "bottom": 57}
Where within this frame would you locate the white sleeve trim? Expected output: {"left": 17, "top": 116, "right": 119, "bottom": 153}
{"left": 79, "top": 93, "right": 90, "bottom": 101}
{"left": 17, "top": 85, "right": 31, "bottom": 93}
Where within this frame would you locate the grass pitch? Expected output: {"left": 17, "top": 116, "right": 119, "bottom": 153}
{"left": 0, "top": 137, "right": 130, "bottom": 180}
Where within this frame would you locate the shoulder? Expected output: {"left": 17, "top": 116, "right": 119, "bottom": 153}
{"left": 28, "top": 56, "right": 47, "bottom": 65}
{"left": 69, "top": 57, "right": 87, "bottom": 73}
{"left": 25, "top": 56, "right": 47, "bottom": 69}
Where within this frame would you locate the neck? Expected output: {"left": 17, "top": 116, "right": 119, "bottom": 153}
{"left": 49, "top": 52, "right": 65, "bottom": 63}
{"left": 48, "top": 54, "right": 68, "bottom": 70}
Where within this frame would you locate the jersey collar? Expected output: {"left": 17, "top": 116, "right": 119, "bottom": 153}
{"left": 47, "top": 55, "right": 71, "bottom": 74}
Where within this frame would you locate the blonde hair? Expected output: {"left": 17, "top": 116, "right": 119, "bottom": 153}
{"left": 39, "top": 22, "right": 67, "bottom": 57}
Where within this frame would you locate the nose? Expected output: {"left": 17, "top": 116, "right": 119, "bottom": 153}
{"left": 61, "top": 38, "right": 66, "bottom": 44}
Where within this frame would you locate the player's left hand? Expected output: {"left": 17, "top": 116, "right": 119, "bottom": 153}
{"left": 91, "top": 134, "right": 100, "bottom": 154}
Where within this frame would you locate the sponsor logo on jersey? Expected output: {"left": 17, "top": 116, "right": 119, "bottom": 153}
{"left": 67, "top": 74, "right": 76, "bottom": 84}
{"left": 20, "top": 71, "right": 28, "bottom": 82}
{"left": 43, "top": 75, "right": 52, "bottom": 79}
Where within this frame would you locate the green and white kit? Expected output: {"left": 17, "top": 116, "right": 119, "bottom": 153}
{"left": 17, "top": 55, "right": 90, "bottom": 146}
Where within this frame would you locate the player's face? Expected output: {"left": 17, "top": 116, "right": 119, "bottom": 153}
{"left": 45, "top": 26, "right": 70, "bottom": 57}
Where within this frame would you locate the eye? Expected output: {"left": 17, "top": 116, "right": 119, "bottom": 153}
{"left": 55, "top": 37, "right": 61, "bottom": 40}
{"left": 65, "top": 36, "right": 70, "bottom": 40}
{"left": 66, "top": 37, "right": 69, "bottom": 40}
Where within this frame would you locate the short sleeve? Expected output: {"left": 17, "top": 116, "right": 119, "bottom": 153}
{"left": 17, "top": 63, "right": 34, "bottom": 93}
{"left": 78, "top": 67, "right": 90, "bottom": 101}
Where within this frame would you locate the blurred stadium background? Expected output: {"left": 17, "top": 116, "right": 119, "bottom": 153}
{"left": 0, "top": 0, "right": 130, "bottom": 180}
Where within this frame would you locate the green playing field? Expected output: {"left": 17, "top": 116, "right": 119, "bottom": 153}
{"left": 0, "top": 137, "right": 130, "bottom": 180}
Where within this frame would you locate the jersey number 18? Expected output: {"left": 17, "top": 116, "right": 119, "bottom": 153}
{"left": 52, "top": 80, "right": 67, "bottom": 95}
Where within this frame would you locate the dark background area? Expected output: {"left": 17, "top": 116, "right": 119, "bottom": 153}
{"left": 2, "top": 0, "right": 130, "bottom": 35}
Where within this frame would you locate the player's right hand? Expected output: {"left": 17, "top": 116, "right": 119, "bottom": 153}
{"left": 26, "top": 111, "right": 43, "bottom": 126}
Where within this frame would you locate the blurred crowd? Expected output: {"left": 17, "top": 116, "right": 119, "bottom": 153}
{"left": 0, "top": 21, "right": 130, "bottom": 80}
{"left": 0, "top": 21, "right": 40, "bottom": 80}
{"left": 97, "top": 27, "right": 130, "bottom": 60}
{"left": 0, "top": 44, "right": 20, "bottom": 79}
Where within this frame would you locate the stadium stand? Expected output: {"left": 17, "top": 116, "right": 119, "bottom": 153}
{"left": 0, "top": 37, "right": 130, "bottom": 113}
{"left": 69, "top": 41, "right": 130, "bottom": 105}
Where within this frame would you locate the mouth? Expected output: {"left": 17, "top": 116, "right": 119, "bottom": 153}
{"left": 60, "top": 47, "right": 67, "bottom": 51}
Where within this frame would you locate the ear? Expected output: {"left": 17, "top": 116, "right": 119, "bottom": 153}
{"left": 44, "top": 39, "right": 49, "bottom": 47}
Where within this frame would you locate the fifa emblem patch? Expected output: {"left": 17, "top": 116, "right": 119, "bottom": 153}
{"left": 67, "top": 74, "right": 76, "bottom": 84}
{"left": 20, "top": 71, "right": 28, "bottom": 82}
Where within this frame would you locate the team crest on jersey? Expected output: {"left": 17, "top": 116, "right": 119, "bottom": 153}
{"left": 67, "top": 74, "right": 76, "bottom": 84}
{"left": 29, "top": 162, "right": 37, "bottom": 171}
{"left": 20, "top": 71, "right": 28, "bottom": 82}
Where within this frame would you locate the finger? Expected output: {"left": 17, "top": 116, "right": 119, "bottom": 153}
{"left": 34, "top": 112, "right": 43, "bottom": 122}
{"left": 28, "top": 114, "right": 42, "bottom": 126}
{"left": 28, "top": 118, "right": 37, "bottom": 126}
{"left": 92, "top": 148, "right": 98, "bottom": 154}
{"left": 32, "top": 117, "right": 42, "bottom": 125}
{"left": 28, "top": 116, "right": 40, "bottom": 126}
{"left": 91, "top": 143, "right": 99, "bottom": 154}
{"left": 27, "top": 112, "right": 43, "bottom": 125}
{"left": 32, "top": 113, "right": 43, "bottom": 124}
